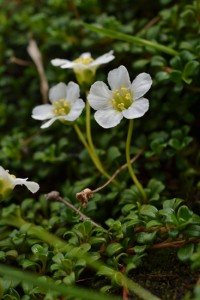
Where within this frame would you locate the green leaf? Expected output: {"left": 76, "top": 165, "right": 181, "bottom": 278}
{"left": 133, "top": 59, "right": 149, "bottom": 69}
{"left": 133, "top": 245, "right": 147, "bottom": 254}
{"left": 3, "top": 288, "right": 20, "bottom": 300}
{"left": 170, "top": 56, "right": 182, "bottom": 69}
{"left": 140, "top": 205, "right": 158, "bottom": 218}
{"left": 147, "top": 179, "right": 165, "bottom": 201}
{"left": 31, "top": 244, "right": 48, "bottom": 256}
{"left": 89, "top": 237, "right": 107, "bottom": 245}
{"left": 177, "top": 244, "right": 194, "bottom": 262}
{"left": 19, "top": 259, "right": 39, "bottom": 270}
{"left": 177, "top": 205, "right": 193, "bottom": 223}
{"left": 146, "top": 220, "right": 163, "bottom": 230}
{"left": 168, "top": 137, "right": 181, "bottom": 150}
{"left": 0, "top": 251, "right": 5, "bottom": 261}
{"left": 180, "top": 50, "right": 197, "bottom": 62}
{"left": 155, "top": 71, "right": 170, "bottom": 82}
{"left": 163, "top": 198, "right": 183, "bottom": 210}
{"left": 106, "top": 243, "right": 123, "bottom": 257}
{"left": 183, "top": 225, "right": 200, "bottom": 238}
{"left": 63, "top": 272, "right": 76, "bottom": 285}
{"left": 107, "top": 146, "right": 121, "bottom": 163}
{"left": 126, "top": 262, "right": 137, "bottom": 273}
{"left": 150, "top": 55, "right": 166, "bottom": 67}
{"left": 182, "top": 60, "right": 199, "bottom": 84}
{"left": 168, "top": 228, "right": 179, "bottom": 238}
{"left": 135, "top": 230, "right": 158, "bottom": 244}
{"left": 121, "top": 204, "right": 137, "bottom": 215}
{"left": 170, "top": 70, "right": 182, "bottom": 84}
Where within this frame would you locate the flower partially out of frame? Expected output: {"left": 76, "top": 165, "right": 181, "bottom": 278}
{"left": 32, "top": 82, "right": 85, "bottom": 128}
{"left": 0, "top": 166, "right": 39, "bottom": 199}
{"left": 88, "top": 65, "right": 152, "bottom": 128}
{"left": 51, "top": 51, "right": 115, "bottom": 85}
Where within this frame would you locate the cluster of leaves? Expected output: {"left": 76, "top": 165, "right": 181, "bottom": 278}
{"left": 0, "top": 0, "right": 200, "bottom": 299}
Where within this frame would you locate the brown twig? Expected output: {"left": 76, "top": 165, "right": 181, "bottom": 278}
{"left": 76, "top": 149, "right": 144, "bottom": 207}
{"left": 134, "top": 225, "right": 169, "bottom": 233}
{"left": 93, "top": 148, "right": 144, "bottom": 193}
{"left": 10, "top": 56, "right": 31, "bottom": 66}
{"left": 27, "top": 39, "right": 49, "bottom": 103}
{"left": 138, "top": 16, "right": 160, "bottom": 34}
{"left": 127, "top": 238, "right": 200, "bottom": 254}
{"left": 68, "top": 0, "right": 84, "bottom": 38}
{"left": 121, "top": 265, "right": 129, "bottom": 300}
{"left": 151, "top": 238, "right": 200, "bottom": 249}
{"left": 45, "top": 191, "right": 101, "bottom": 228}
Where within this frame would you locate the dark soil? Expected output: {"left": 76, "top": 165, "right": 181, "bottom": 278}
{"left": 129, "top": 248, "right": 200, "bottom": 300}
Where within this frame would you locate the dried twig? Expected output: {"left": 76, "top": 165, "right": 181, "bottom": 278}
{"left": 76, "top": 148, "right": 144, "bottom": 207}
{"left": 10, "top": 56, "right": 31, "bottom": 66}
{"left": 93, "top": 148, "right": 144, "bottom": 193}
{"left": 138, "top": 16, "right": 160, "bottom": 34}
{"left": 27, "top": 39, "right": 49, "bottom": 103}
{"left": 45, "top": 191, "right": 101, "bottom": 228}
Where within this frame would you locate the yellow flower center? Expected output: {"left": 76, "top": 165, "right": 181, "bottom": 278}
{"left": 111, "top": 87, "right": 133, "bottom": 112}
{"left": 53, "top": 99, "right": 71, "bottom": 116}
{"left": 74, "top": 57, "right": 94, "bottom": 65}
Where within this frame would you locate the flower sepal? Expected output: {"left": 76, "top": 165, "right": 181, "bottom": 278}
{"left": 75, "top": 69, "right": 95, "bottom": 89}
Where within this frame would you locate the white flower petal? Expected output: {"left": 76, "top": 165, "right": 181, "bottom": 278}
{"left": 51, "top": 58, "right": 70, "bottom": 66}
{"left": 122, "top": 98, "right": 149, "bottom": 119}
{"left": 94, "top": 109, "right": 123, "bottom": 128}
{"left": 108, "top": 65, "right": 131, "bottom": 90}
{"left": 32, "top": 104, "right": 54, "bottom": 120}
{"left": 14, "top": 178, "right": 40, "bottom": 193}
{"left": 49, "top": 82, "right": 67, "bottom": 103}
{"left": 66, "top": 82, "right": 80, "bottom": 102}
{"left": 131, "top": 73, "right": 152, "bottom": 100}
{"left": 91, "top": 51, "right": 115, "bottom": 67}
{"left": 88, "top": 81, "right": 113, "bottom": 110}
{"left": 65, "top": 99, "right": 85, "bottom": 121}
{"left": 41, "top": 117, "right": 59, "bottom": 128}
{"left": 61, "top": 61, "right": 78, "bottom": 69}
{"left": 80, "top": 52, "right": 91, "bottom": 58}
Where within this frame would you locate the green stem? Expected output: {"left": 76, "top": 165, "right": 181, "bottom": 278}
{"left": 85, "top": 98, "right": 112, "bottom": 181}
{"left": 126, "top": 120, "right": 147, "bottom": 203}
{"left": 74, "top": 124, "right": 118, "bottom": 185}
{"left": 0, "top": 264, "right": 119, "bottom": 300}
{"left": 83, "top": 23, "right": 179, "bottom": 56}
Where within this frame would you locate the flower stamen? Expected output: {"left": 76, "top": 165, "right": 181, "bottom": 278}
{"left": 111, "top": 87, "right": 133, "bottom": 111}
{"left": 74, "top": 57, "right": 94, "bottom": 65}
{"left": 53, "top": 98, "right": 71, "bottom": 116}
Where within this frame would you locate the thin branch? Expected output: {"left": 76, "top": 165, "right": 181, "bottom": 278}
{"left": 138, "top": 16, "right": 160, "bottom": 34}
{"left": 151, "top": 238, "right": 200, "bottom": 249}
{"left": 127, "top": 238, "right": 200, "bottom": 254}
{"left": 27, "top": 39, "right": 49, "bottom": 103}
{"left": 76, "top": 149, "right": 144, "bottom": 207}
{"left": 10, "top": 56, "right": 31, "bottom": 66}
{"left": 45, "top": 191, "right": 101, "bottom": 228}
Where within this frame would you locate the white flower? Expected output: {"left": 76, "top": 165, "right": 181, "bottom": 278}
{"left": 32, "top": 82, "right": 85, "bottom": 128}
{"left": 0, "top": 166, "right": 39, "bottom": 197}
{"left": 51, "top": 51, "right": 114, "bottom": 72}
{"left": 88, "top": 65, "right": 152, "bottom": 129}
{"left": 51, "top": 51, "right": 115, "bottom": 86}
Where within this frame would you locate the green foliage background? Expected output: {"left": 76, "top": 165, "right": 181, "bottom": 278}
{"left": 0, "top": 0, "right": 200, "bottom": 299}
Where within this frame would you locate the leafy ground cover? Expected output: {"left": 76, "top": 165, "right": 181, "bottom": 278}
{"left": 0, "top": 0, "right": 200, "bottom": 299}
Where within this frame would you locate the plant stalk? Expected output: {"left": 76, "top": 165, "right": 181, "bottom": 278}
{"left": 126, "top": 120, "right": 147, "bottom": 203}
